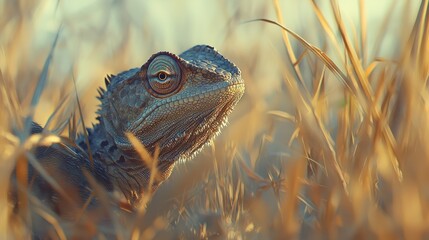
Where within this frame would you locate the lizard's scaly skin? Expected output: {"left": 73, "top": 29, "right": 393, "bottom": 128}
{"left": 24, "top": 45, "right": 244, "bottom": 212}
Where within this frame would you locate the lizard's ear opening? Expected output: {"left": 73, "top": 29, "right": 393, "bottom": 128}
{"left": 142, "top": 53, "right": 184, "bottom": 98}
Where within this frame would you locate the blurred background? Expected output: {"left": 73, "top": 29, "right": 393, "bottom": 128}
{"left": 1, "top": 0, "right": 427, "bottom": 239}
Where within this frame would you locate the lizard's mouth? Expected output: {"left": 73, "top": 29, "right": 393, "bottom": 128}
{"left": 128, "top": 81, "right": 244, "bottom": 134}
{"left": 124, "top": 81, "right": 244, "bottom": 162}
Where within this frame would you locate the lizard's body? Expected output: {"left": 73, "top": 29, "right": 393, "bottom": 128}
{"left": 20, "top": 45, "right": 244, "bottom": 215}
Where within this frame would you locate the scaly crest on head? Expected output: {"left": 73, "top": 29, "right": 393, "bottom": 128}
{"left": 99, "top": 45, "right": 244, "bottom": 162}
{"left": 104, "top": 74, "right": 115, "bottom": 87}
{"left": 96, "top": 74, "right": 116, "bottom": 101}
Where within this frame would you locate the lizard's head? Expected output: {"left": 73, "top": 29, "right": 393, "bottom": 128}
{"left": 100, "top": 45, "right": 244, "bottom": 162}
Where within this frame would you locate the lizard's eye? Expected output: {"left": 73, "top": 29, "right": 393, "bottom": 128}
{"left": 146, "top": 54, "right": 182, "bottom": 97}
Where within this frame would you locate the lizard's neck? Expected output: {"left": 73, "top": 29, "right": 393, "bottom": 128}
{"left": 76, "top": 121, "right": 124, "bottom": 165}
{"left": 76, "top": 119, "right": 175, "bottom": 205}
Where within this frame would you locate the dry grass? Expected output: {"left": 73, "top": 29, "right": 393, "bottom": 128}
{"left": 1, "top": 0, "right": 428, "bottom": 239}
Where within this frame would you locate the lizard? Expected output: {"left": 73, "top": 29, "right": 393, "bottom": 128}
{"left": 17, "top": 45, "right": 244, "bottom": 217}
